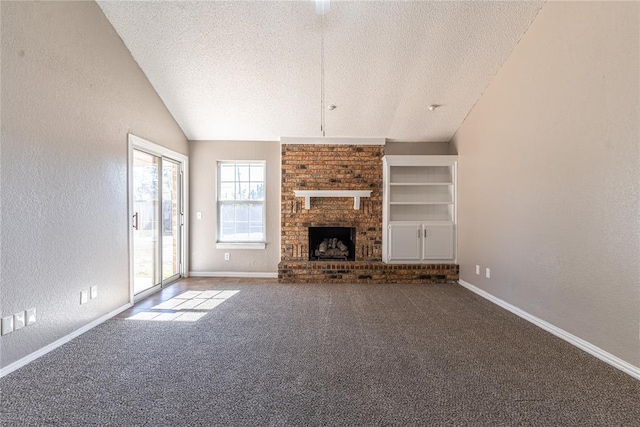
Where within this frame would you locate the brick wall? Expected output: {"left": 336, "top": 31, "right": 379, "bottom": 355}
{"left": 280, "top": 144, "right": 383, "bottom": 261}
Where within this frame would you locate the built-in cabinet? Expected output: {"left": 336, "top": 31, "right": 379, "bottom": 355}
{"left": 388, "top": 223, "right": 454, "bottom": 261}
{"left": 383, "top": 155, "right": 457, "bottom": 263}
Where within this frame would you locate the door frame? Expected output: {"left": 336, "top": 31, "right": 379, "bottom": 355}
{"left": 128, "top": 133, "right": 189, "bottom": 304}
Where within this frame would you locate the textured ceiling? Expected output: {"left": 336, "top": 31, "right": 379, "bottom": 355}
{"left": 98, "top": 1, "right": 544, "bottom": 142}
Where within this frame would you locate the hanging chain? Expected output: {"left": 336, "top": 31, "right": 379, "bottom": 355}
{"left": 321, "top": 14, "right": 325, "bottom": 137}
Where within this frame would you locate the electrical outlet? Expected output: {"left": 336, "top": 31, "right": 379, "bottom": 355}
{"left": 26, "top": 307, "right": 36, "bottom": 325}
{"left": 80, "top": 290, "right": 89, "bottom": 305}
{"left": 486, "top": 268, "right": 491, "bottom": 279}
{"left": 224, "top": 252, "right": 230, "bottom": 261}
{"left": 475, "top": 265, "right": 480, "bottom": 275}
{"left": 90, "top": 285, "right": 98, "bottom": 299}
{"left": 1, "top": 316, "right": 14, "bottom": 335}
{"left": 14, "top": 312, "right": 26, "bottom": 330}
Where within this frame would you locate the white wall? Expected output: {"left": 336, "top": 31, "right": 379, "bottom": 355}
{"left": 1, "top": 1, "right": 188, "bottom": 368}
{"left": 452, "top": 1, "right": 639, "bottom": 367}
{"left": 189, "top": 140, "right": 280, "bottom": 274}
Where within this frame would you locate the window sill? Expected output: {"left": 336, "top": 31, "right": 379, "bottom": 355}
{"left": 216, "top": 242, "right": 266, "bottom": 250}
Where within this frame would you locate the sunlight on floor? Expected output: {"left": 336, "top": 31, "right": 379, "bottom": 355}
{"left": 127, "top": 290, "right": 240, "bottom": 322}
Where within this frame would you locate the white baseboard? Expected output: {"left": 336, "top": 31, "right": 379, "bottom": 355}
{"left": 189, "top": 271, "right": 278, "bottom": 279}
{"left": 458, "top": 279, "right": 640, "bottom": 381}
{"left": 0, "top": 303, "right": 132, "bottom": 378}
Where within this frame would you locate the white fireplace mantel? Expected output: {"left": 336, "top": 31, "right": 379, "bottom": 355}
{"left": 293, "top": 190, "right": 372, "bottom": 210}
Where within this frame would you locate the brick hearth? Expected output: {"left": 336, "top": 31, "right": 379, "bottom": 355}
{"left": 278, "top": 143, "right": 459, "bottom": 284}
{"left": 279, "top": 261, "right": 459, "bottom": 284}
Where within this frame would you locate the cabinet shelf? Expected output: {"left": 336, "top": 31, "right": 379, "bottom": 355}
{"left": 389, "top": 165, "right": 452, "bottom": 184}
{"left": 389, "top": 202, "right": 453, "bottom": 205}
{"left": 390, "top": 182, "right": 454, "bottom": 186}
{"left": 390, "top": 205, "right": 452, "bottom": 222}
{"left": 389, "top": 220, "right": 454, "bottom": 224}
{"left": 388, "top": 184, "right": 453, "bottom": 204}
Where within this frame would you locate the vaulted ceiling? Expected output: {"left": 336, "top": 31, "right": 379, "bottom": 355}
{"left": 98, "top": 1, "right": 544, "bottom": 142}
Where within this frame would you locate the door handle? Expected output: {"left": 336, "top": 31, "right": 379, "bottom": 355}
{"left": 133, "top": 212, "right": 139, "bottom": 230}
{"left": 424, "top": 229, "right": 427, "bottom": 238}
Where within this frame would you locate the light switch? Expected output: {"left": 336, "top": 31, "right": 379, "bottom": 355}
{"left": 485, "top": 268, "right": 491, "bottom": 279}
{"left": 1, "top": 316, "right": 14, "bottom": 335}
{"left": 80, "top": 290, "right": 89, "bottom": 305}
{"left": 197, "top": 211, "right": 202, "bottom": 220}
{"left": 90, "top": 285, "right": 98, "bottom": 299}
{"left": 13, "top": 312, "right": 25, "bottom": 330}
{"left": 26, "top": 307, "right": 36, "bottom": 325}
{"left": 475, "top": 265, "right": 480, "bottom": 275}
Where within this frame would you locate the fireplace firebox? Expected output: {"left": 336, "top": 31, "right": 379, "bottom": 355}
{"left": 309, "top": 227, "right": 356, "bottom": 261}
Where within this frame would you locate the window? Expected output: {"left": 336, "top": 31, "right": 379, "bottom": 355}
{"left": 217, "top": 161, "right": 265, "bottom": 245}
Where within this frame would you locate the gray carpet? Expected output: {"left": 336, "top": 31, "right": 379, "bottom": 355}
{"left": 1, "top": 283, "right": 638, "bottom": 426}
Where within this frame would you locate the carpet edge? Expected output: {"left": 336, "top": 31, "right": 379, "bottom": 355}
{"left": 458, "top": 279, "right": 640, "bottom": 381}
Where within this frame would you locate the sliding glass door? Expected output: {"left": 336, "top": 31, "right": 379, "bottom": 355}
{"left": 132, "top": 146, "right": 183, "bottom": 298}
{"left": 133, "top": 150, "right": 160, "bottom": 295}
{"left": 162, "top": 159, "right": 181, "bottom": 283}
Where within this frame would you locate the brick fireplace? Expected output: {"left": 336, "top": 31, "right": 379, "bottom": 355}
{"left": 278, "top": 143, "right": 459, "bottom": 283}
{"left": 280, "top": 144, "right": 383, "bottom": 261}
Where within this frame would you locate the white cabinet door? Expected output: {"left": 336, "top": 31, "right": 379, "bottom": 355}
{"left": 423, "top": 224, "right": 454, "bottom": 260}
{"left": 388, "top": 224, "right": 421, "bottom": 261}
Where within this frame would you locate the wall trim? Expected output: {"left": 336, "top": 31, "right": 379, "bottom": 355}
{"left": 189, "top": 271, "right": 278, "bottom": 279}
{"left": 0, "top": 303, "right": 132, "bottom": 378}
{"left": 458, "top": 279, "right": 640, "bottom": 381}
{"left": 280, "top": 137, "right": 386, "bottom": 146}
